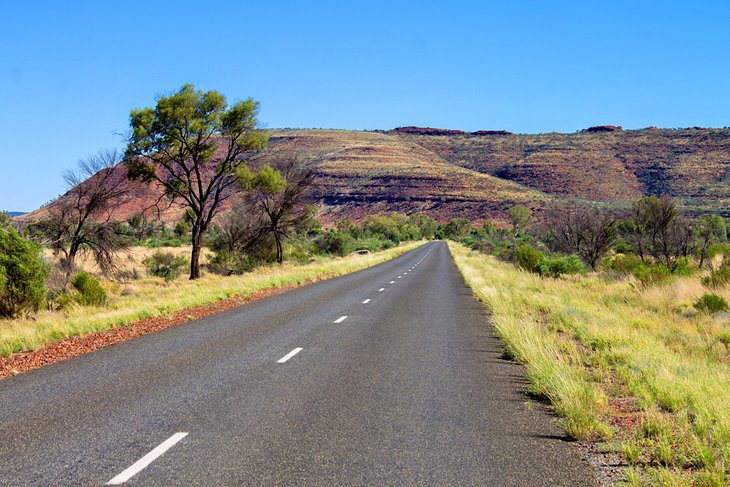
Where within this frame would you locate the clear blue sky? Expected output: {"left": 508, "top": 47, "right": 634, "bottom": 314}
{"left": 2, "top": 1, "right": 729, "bottom": 211}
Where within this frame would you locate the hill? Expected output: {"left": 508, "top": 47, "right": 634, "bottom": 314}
{"left": 20, "top": 127, "right": 730, "bottom": 226}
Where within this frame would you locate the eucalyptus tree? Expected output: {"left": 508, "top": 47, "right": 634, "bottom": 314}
{"left": 125, "top": 84, "right": 267, "bottom": 279}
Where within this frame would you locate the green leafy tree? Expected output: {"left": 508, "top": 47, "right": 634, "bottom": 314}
{"left": 695, "top": 214, "right": 727, "bottom": 268}
{"left": 0, "top": 227, "right": 48, "bottom": 317}
{"left": 508, "top": 205, "right": 532, "bottom": 237}
{"left": 125, "top": 84, "right": 267, "bottom": 279}
{"left": 237, "top": 159, "right": 315, "bottom": 263}
{"left": 442, "top": 218, "right": 472, "bottom": 240}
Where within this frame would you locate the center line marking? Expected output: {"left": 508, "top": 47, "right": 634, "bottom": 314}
{"left": 389, "top": 281, "right": 395, "bottom": 284}
{"left": 334, "top": 315, "right": 348, "bottom": 323}
{"left": 378, "top": 288, "right": 385, "bottom": 292}
{"left": 362, "top": 299, "right": 371, "bottom": 304}
{"left": 398, "top": 276, "right": 402, "bottom": 278}
{"left": 106, "top": 432, "right": 188, "bottom": 485}
{"left": 277, "top": 347, "right": 303, "bottom": 363}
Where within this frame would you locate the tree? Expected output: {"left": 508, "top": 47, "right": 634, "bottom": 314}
{"left": 237, "top": 158, "right": 315, "bottom": 263}
{"left": 44, "top": 149, "right": 130, "bottom": 276}
{"left": 695, "top": 214, "right": 727, "bottom": 268}
{"left": 622, "top": 196, "right": 691, "bottom": 268}
{"left": 541, "top": 206, "right": 618, "bottom": 269}
{"left": 0, "top": 226, "right": 48, "bottom": 317}
{"left": 441, "top": 218, "right": 471, "bottom": 240}
{"left": 125, "top": 84, "right": 267, "bottom": 279}
{"left": 508, "top": 204, "right": 532, "bottom": 237}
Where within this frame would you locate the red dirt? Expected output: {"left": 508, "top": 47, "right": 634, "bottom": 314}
{"left": 0, "top": 275, "right": 332, "bottom": 380}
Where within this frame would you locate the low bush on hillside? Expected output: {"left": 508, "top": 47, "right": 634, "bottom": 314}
{"left": 70, "top": 272, "right": 107, "bottom": 306}
{"left": 514, "top": 245, "right": 583, "bottom": 278}
{"left": 515, "top": 245, "right": 545, "bottom": 273}
{"left": 0, "top": 227, "right": 48, "bottom": 317}
{"left": 536, "top": 255, "right": 585, "bottom": 278}
{"left": 144, "top": 252, "right": 188, "bottom": 281}
{"left": 694, "top": 293, "right": 729, "bottom": 313}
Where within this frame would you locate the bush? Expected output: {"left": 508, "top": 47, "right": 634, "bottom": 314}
{"left": 515, "top": 245, "right": 545, "bottom": 273}
{"left": 173, "top": 221, "right": 190, "bottom": 239}
{"left": 606, "top": 253, "right": 644, "bottom": 275}
{"left": 70, "top": 271, "right": 107, "bottom": 306}
{"left": 144, "top": 251, "right": 188, "bottom": 280}
{"left": 693, "top": 293, "right": 729, "bottom": 313}
{"left": 314, "top": 231, "right": 355, "bottom": 256}
{"left": 0, "top": 227, "right": 48, "bottom": 317}
{"left": 633, "top": 263, "right": 671, "bottom": 286}
{"left": 702, "top": 260, "right": 730, "bottom": 288}
{"left": 537, "top": 255, "right": 585, "bottom": 278}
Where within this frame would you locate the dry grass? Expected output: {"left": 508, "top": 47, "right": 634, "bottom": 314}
{"left": 448, "top": 242, "right": 730, "bottom": 486}
{"left": 0, "top": 241, "right": 424, "bottom": 357}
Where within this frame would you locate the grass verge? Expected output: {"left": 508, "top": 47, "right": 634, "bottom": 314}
{"left": 0, "top": 241, "right": 425, "bottom": 357}
{"left": 448, "top": 242, "right": 730, "bottom": 486}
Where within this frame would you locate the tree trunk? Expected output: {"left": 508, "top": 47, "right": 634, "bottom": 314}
{"left": 190, "top": 230, "right": 202, "bottom": 280}
{"left": 275, "top": 234, "right": 283, "bottom": 264}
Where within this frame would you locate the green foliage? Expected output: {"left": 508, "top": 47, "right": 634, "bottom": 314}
{"left": 70, "top": 271, "right": 107, "bottom": 306}
{"left": 633, "top": 263, "right": 671, "bottom": 287}
{"left": 694, "top": 293, "right": 729, "bottom": 313}
{"left": 0, "top": 227, "right": 48, "bottom": 317}
{"left": 314, "top": 230, "right": 355, "bottom": 256}
{"left": 441, "top": 218, "right": 471, "bottom": 240}
{"left": 173, "top": 221, "right": 190, "bottom": 239}
{"left": 508, "top": 204, "right": 532, "bottom": 234}
{"left": 144, "top": 251, "right": 188, "bottom": 281}
{"left": 702, "top": 259, "right": 730, "bottom": 288}
{"left": 536, "top": 255, "right": 585, "bottom": 278}
{"left": 606, "top": 253, "right": 645, "bottom": 275}
{"left": 515, "top": 244, "right": 545, "bottom": 273}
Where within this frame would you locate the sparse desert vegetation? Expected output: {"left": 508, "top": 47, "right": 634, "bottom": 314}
{"left": 0, "top": 240, "right": 425, "bottom": 358}
{"left": 448, "top": 197, "right": 730, "bottom": 485}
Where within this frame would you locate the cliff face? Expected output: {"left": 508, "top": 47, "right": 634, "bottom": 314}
{"left": 20, "top": 127, "right": 730, "bottom": 226}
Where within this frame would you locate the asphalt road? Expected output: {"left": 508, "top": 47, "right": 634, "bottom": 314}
{"left": 0, "top": 241, "right": 596, "bottom": 486}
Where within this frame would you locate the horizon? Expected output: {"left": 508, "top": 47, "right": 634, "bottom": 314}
{"left": 2, "top": 0, "right": 729, "bottom": 211}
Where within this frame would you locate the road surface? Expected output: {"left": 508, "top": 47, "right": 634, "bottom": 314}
{"left": 0, "top": 242, "right": 595, "bottom": 486}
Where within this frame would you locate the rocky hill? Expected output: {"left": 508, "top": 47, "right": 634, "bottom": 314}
{"left": 21, "top": 127, "right": 730, "bottom": 225}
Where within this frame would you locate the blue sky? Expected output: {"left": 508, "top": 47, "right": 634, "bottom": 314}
{"left": 1, "top": 1, "right": 729, "bottom": 211}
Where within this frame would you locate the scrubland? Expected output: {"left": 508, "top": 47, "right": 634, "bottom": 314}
{"left": 449, "top": 242, "right": 730, "bottom": 486}
{"left": 0, "top": 241, "right": 423, "bottom": 357}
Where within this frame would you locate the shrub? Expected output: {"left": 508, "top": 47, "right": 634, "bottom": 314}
{"left": 70, "top": 271, "right": 107, "bottom": 306}
{"left": 605, "top": 253, "right": 644, "bottom": 275}
{"left": 694, "top": 293, "right": 729, "bottom": 313}
{"left": 0, "top": 227, "right": 48, "bottom": 317}
{"left": 314, "top": 231, "right": 355, "bottom": 256}
{"left": 633, "top": 263, "right": 671, "bottom": 287}
{"left": 144, "top": 251, "right": 188, "bottom": 280}
{"left": 702, "top": 260, "right": 730, "bottom": 288}
{"left": 537, "top": 255, "right": 585, "bottom": 278}
{"left": 173, "top": 221, "right": 190, "bottom": 239}
{"left": 515, "top": 245, "right": 545, "bottom": 273}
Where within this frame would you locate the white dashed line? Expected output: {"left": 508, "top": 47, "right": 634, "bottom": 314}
{"left": 389, "top": 281, "right": 395, "bottom": 284}
{"left": 362, "top": 299, "right": 371, "bottom": 304}
{"left": 334, "top": 315, "right": 348, "bottom": 323}
{"left": 397, "top": 276, "right": 402, "bottom": 279}
{"left": 277, "top": 347, "right": 303, "bottom": 363}
{"left": 106, "top": 433, "right": 188, "bottom": 485}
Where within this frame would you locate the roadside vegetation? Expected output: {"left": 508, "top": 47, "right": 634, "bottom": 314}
{"left": 448, "top": 199, "right": 730, "bottom": 486}
{"left": 1, "top": 203, "right": 434, "bottom": 357}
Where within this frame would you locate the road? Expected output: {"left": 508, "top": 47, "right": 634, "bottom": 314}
{"left": 0, "top": 241, "right": 595, "bottom": 486}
